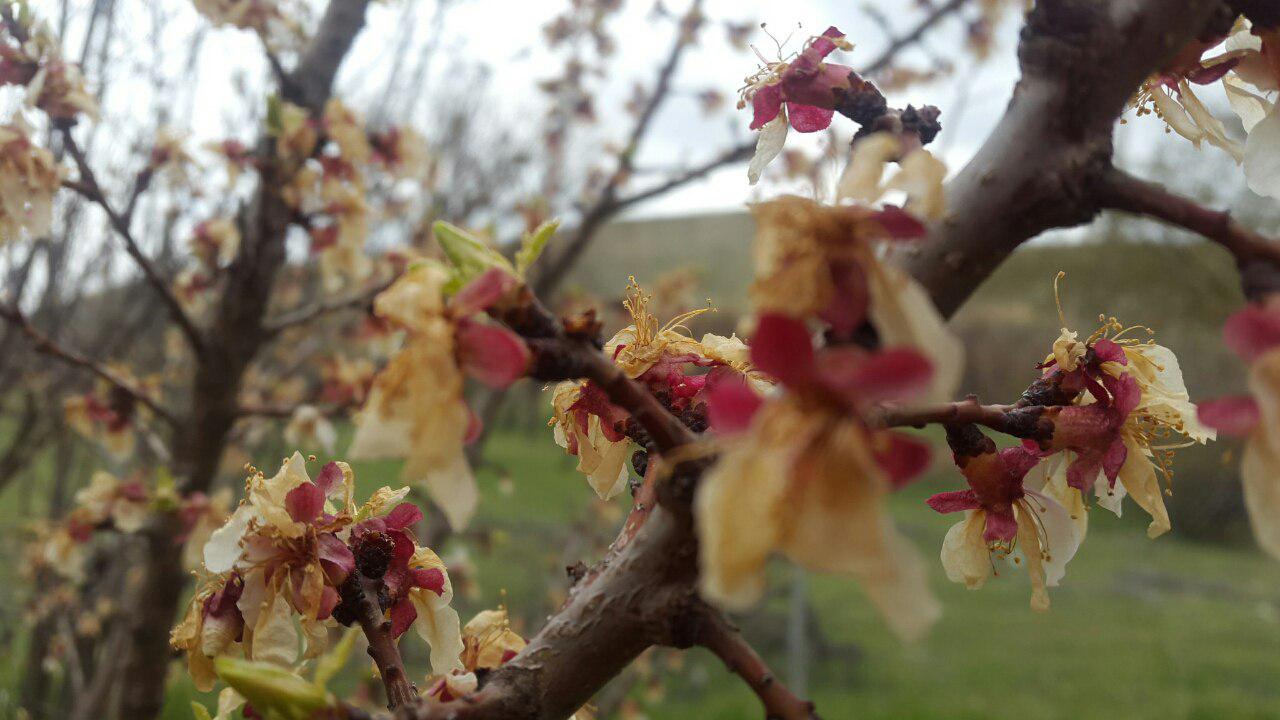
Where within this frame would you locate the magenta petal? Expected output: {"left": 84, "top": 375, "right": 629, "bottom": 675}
{"left": 869, "top": 206, "right": 928, "bottom": 240}
{"left": 1102, "top": 437, "right": 1128, "bottom": 484}
{"left": 1197, "top": 396, "right": 1261, "bottom": 437}
{"left": 316, "top": 585, "right": 339, "bottom": 621}
{"left": 998, "top": 447, "right": 1040, "bottom": 480}
{"left": 875, "top": 432, "right": 932, "bottom": 487}
{"left": 317, "top": 533, "right": 355, "bottom": 585}
{"left": 1225, "top": 305, "right": 1280, "bottom": 363}
{"left": 926, "top": 489, "right": 980, "bottom": 514}
{"left": 1092, "top": 338, "right": 1127, "bottom": 365}
{"left": 750, "top": 314, "right": 817, "bottom": 387}
{"left": 1187, "top": 58, "right": 1239, "bottom": 85}
{"left": 705, "top": 376, "right": 764, "bottom": 435}
{"left": 464, "top": 404, "right": 483, "bottom": 445}
{"left": 819, "top": 261, "right": 869, "bottom": 337}
{"left": 456, "top": 319, "right": 531, "bottom": 388}
{"left": 409, "top": 567, "right": 446, "bottom": 596}
{"left": 1066, "top": 456, "right": 1102, "bottom": 492}
{"left": 284, "top": 482, "right": 324, "bottom": 524}
{"left": 983, "top": 509, "right": 1018, "bottom": 544}
{"left": 450, "top": 267, "right": 518, "bottom": 316}
{"left": 749, "top": 84, "right": 784, "bottom": 130}
{"left": 830, "top": 347, "right": 934, "bottom": 404}
{"left": 786, "top": 102, "right": 834, "bottom": 133}
{"left": 1109, "top": 373, "right": 1142, "bottom": 418}
{"left": 389, "top": 598, "right": 418, "bottom": 638}
{"left": 384, "top": 503, "right": 424, "bottom": 531}
{"left": 315, "top": 461, "right": 343, "bottom": 496}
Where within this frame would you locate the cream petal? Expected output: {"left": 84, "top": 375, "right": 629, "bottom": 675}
{"left": 1116, "top": 440, "right": 1171, "bottom": 538}
{"left": 422, "top": 452, "right": 479, "bottom": 531}
{"left": 204, "top": 504, "right": 253, "bottom": 573}
{"left": 747, "top": 115, "right": 788, "bottom": 185}
{"left": 835, "top": 132, "right": 898, "bottom": 204}
{"left": 867, "top": 263, "right": 964, "bottom": 403}
{"left": 1014, "top": 503, "right": 1050, "bottom": 612}
{"left": 1242, "top": 434, "right": 1280, "bottom": 560}
{"left": 1024, "top": 489, "right": 1080, "bottom": 588}
{"left": 1225, "top": 77, "right": 1273, "bottom": 133}
{"left": 250, "top": 587, "right": 299, "bottom": 667}
{"left": 940, "top": 511, "right": 991, "bottom": 590}
{"left": 1245, "top": 110, "right": 1280, "bottom": 200}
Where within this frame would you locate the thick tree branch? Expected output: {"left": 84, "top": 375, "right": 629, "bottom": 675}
{"left": 0, "top": 303, "right": 178, "bottom": 427}
{"left": 353, "top": 575, "right": 418, "bottom": 709}
{"left": 59, "top": 129, "right": 206, "bottom": 352}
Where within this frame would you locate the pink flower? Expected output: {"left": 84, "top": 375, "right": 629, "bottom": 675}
{"left": 745, "top": 27, "right": 857, "bottom": 134}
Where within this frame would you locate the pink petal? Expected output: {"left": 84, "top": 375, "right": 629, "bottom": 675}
{"left": 1066, "top": 455, "right": 1102, "bottom": 492}
{"left": 316, "top": 585, "right": 340, "bottom": 621}
{"left": 389, "top": 598, "right": 418, "bottom": 638}
{"left": 465, "top": 404, "right": 483, "bottom": 445}
{"left": 868, "top": 206, "right": 927, "bottom": 240}
{"left": 1102, "top": 436, "right": 1128, "bottom": 484}
{"left": 926, "top": 489, "right": 980, "bottom": 514}
{"left": 819, "top": 261, "right": 869, "bottom": 337}
{"left": 384, "top": 503, "right": 424, "bottom": 531}
{"left": 749, "top": 314, "right": 817, "bottom": 388}
{"left": 823, "top": 347, "right": 933, "bottom": 404}
{"left": 749, "top": 84, "right": 783, "bottom": 130}
{"left": 1197, "top": 396, "right": 1261, "bottom": 437}
{"left": 317, "top": 533, "right": 355, "bottom": 585}
{"left": 786, "top": 102, "right": 834, "bottom": 133}
{"left": 456, "top": 319, "right": 531, "bottom": 388}
{"left": 1109, "top": 373, "right": 1142, "bottom": 418}
{"left": 450, "top": 267, "right": 518, "bottom": 317}
{"left": 409, "top": 567, "right": 446, "bottom": 596}
{"left": 998, "top": 447, "right": 1040, "bottom": 480}
{"left": 705, "top": 376, "right": 764, "bottom": 435}
{"left": 875, "top": 432, "right": 932, "bottom": 487}
{"left": 1187, "top": 58, "right": 1239, "bottom": 85}
{"left": 1225, "top": 305, "right": 1280, "bottom": 363}
{"left": 284, "top": 482, "right": 324, "bottom": 524}
{"left": 1092, "top": 338, "right": 1127, "bottom": 365}
{"left": 983, "top": 508, "right": 1018, "bottom": 544}
{"left": 315, "top": 461, "right": 343, "bottom": 496}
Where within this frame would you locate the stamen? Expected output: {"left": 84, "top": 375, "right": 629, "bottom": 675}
{"left": 1053, "top": 271, "right": 1068, "bottom": 328}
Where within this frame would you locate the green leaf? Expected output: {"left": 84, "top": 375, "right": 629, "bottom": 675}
{"left": 214, "top": 657, "right": 329, "bottom": 720}
{"left": 433, "top": 220, "right": 514, "bottom": 293}
{"left": 515, "top": 219, "right": 560, "bottom": 276}
{"left": 265, "top": 95, "right": 284, "bottom": 137}
{"left": 312, "top": 627, "right": 360, "bottom": 688}
{"left": 190, "top": 701, "right": 212, "bottom": 720}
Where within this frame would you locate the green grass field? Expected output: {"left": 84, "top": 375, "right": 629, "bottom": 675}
{"left": 135, "top": 429, "right": 1280, "bottom": 720}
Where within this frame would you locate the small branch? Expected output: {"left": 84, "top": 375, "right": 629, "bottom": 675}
{"left": 262, "top": 278, "right": 391, "bottom": 336}
{"left": 861, "top": 0, "right": 971, "bottom": 76}
{"left": 608, "top": 141, "right": 753, "bottom": 214}
{"left": 696, "top": 611, "right": 818, "bottom": 720}
{"left": 1094, "top": 167, "right": 1280, "bottom": 296}
{"left": 234, "top": 400, "right": 356, "bottom": 418}
{"left": 872, "top": 397, "right": 1052, "bottom": 440}
{"left": 0, "top": 303, "right": 178, "bottom": 427}
{"left": 352, "top": 574, "right": 417, "bottom": 710}
{"left": 59, "top": 129, "right": 206, "bottom": 353}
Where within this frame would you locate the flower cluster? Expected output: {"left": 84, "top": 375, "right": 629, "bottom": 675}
{"left": 190, "top": 0, "right": 308, "bottom": 52}
{"left": 1132, "top": 16, "right": 1280, "bottom": 199}
{"left": 0, "top": 10, "right": 96, "bottom": 120}
{"left": 1197, "top": 302, "right": 1280, "bottom": 559}
{"left": 0, "top": 120, "right": 61, "bottom": 243}
{"left": 550, "top": 279, "right": 757, "bottom": 499}
{"left": 172, "top": 453, "right": 464, "bottom": 692}
{"left": 63, "top": 369, "right": 160, "bottom": 461}
{"left": 929, "top": 309, "right": 1213, "bottom": 608}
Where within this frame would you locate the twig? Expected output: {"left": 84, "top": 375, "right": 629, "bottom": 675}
{"left": 234, "top": 400, "right": 357, "bottom": 418}
{"left": 872, "top": 397, "right": 1052, "bottom": 440}
{"left": 351, "top": 574, "right": 418, "bottom": 710}
{"left": 0, "top": 303, "right": 178, "bottom": 427}
{"left": 696, "top": 611, "right": 818, "bottom": 720}
{"left": 58, "top": 129, "right": 206, "bottom": 353}
{"left": 262, "top": 278, "right": 392, "bottom": 336}
{"left": 861, "top": 0, "right": 971, "bottom": 76}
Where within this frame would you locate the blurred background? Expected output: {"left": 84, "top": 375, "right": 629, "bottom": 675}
{"left": 4, "top": 0, "right": 1280, "bottom": 718}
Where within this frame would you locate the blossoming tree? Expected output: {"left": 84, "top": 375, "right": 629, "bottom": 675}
{"left": 6, "top": 0, "right": 1280, "bottom": 719}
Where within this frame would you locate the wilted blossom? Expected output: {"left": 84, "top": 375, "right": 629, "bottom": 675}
{"left": 191, "top": 0, "right": 306, "bottom": 52}
{"left": 1025, "top": 318, "right": 1214, "bottom": 538}
{"left": 72, "top": 470, "right": 151, "bottom": 533}
{"left": 549, "top": 280, "right": 760, "bottom": 499}
{"left": 179, "top": 488, "right": 233, "bottom": 572}
{"left": 739, "top": 26, "right": 862, "bottom": 182}
{"left": 425, "top": 607, "right": 526, "bottom": 702}
{"left": 349, "top": 263, "right": 530, "bottom": 529}
{"left": 1197, "top": 302, "right": 1280, "bottom": 558}
{"left": 0, "top": 121, "right": 62, "bottom": 243}
{"left": 63, "top": 370, "right": 157, "bottom": 460}
{"left": 928, "top": 428, "right": 1081, "bottom": 610}
{"left": 0, "top": 16, "right": 97, "bottom": 120}
{"left": 697, "top": 313, "right": 939, "bottom": 639}
{"left": 370, "top": 125, "right": 430, "bottom": 180}
{"left": 190, "top": 218, "right": 241, "bottom": 269}
{"left": 283, "top": 404, "right": 337, "bottom": 455}
{"left": 174, "top": 453, "right": 464, "bottom": 691}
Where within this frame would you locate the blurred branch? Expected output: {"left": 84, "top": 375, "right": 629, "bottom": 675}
{"left": 695, "top": 612, "right": 817, "bottom": 720}
{"left": 873, "top": 397, "right": 1052, "bottom": 440}
{"left": 0, "top": 303, "right": 178, "bottom": 427}
{"left": 58, "top": 129, "right": 206, "bottom": 353}
{"left": 234, "top": 400, "right": 356, "bottom": 418}
{"left": 861, "top": 0, "right": 971, "bottom": 76}
{"left": 262, "top": 277, "right": 392, "bottom": 336}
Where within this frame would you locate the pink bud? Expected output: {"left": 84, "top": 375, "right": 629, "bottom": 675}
{"left": 451, "top": 267, "right": 519, "bottom": 317}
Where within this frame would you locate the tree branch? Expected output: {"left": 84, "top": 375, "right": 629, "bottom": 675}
{"left": 0, "top": 302, "right": 178, "bottom": 427}
{"left": 352, "top": 574, "right": 418, "bottom": 709}
{"left": 1094, "top": 166, "right": 1280, "bottom": 298}
{"left": 59, "top": 129, "right": 206, "bottom": 352}
{"left": 861, "top": 0, "right": 970, "bottom": 76}
{"left": 262, "top": 277, "right": 392, "bottom": 336}
{"left": 872, "top": 397, "right": 1053, "bottom": 440}
{"left": 695, "top": 612, "right": 817, "bottom": 720}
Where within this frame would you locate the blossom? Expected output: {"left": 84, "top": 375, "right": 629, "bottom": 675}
{"left": 0, "top": 16, "right": 97, "bottom": 120}
{"left": 349, "top": 263, "right": 529, "bottom": 529}
{"left": 1027, "top": 318, "right": 1214, "bottom": 537}
{"left": 177, "top": 453, "right": 465, "bottom": 687}
{"left": 739, "top": 27, "right": 863, "bottom": 183}
{"left": 749, "top": 196, "right": 962, "bottom": 402}
{"left": 63, "top": 371, "right": 156, "bottom": 461}
{"left": 179, "top": 488, "right": 233, "bottom": 572}
{"left": 323, "top": 99, "right": 371, "bottom": 166}
{"left": 190, "top": 218, "right": 241, "bottom": 269}
{"left": 283, "top": 405, "right": 337, "bottom": 454}
{"left": 370, "top": 126, "right": 430, "bottom": 180}
{"left": 928, "top": 427, "right": 1081, "bottom": 610}
{"left": 549, "top": 280, "right": 759, "bottom": 499}
{"left": 1198, "top": 302, "right": 1280, "bottom": 558}
{"left": 72, "top": 471, "right": 151, "bottom": 533}
{"left": 425, "top": 607, "right": 526, "bottom": 702}
{"left": 0, "top": 121, "right": 62, "bottom": 243}
{"left": 696, "top": 313, "right": 939, "bottom": 639}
